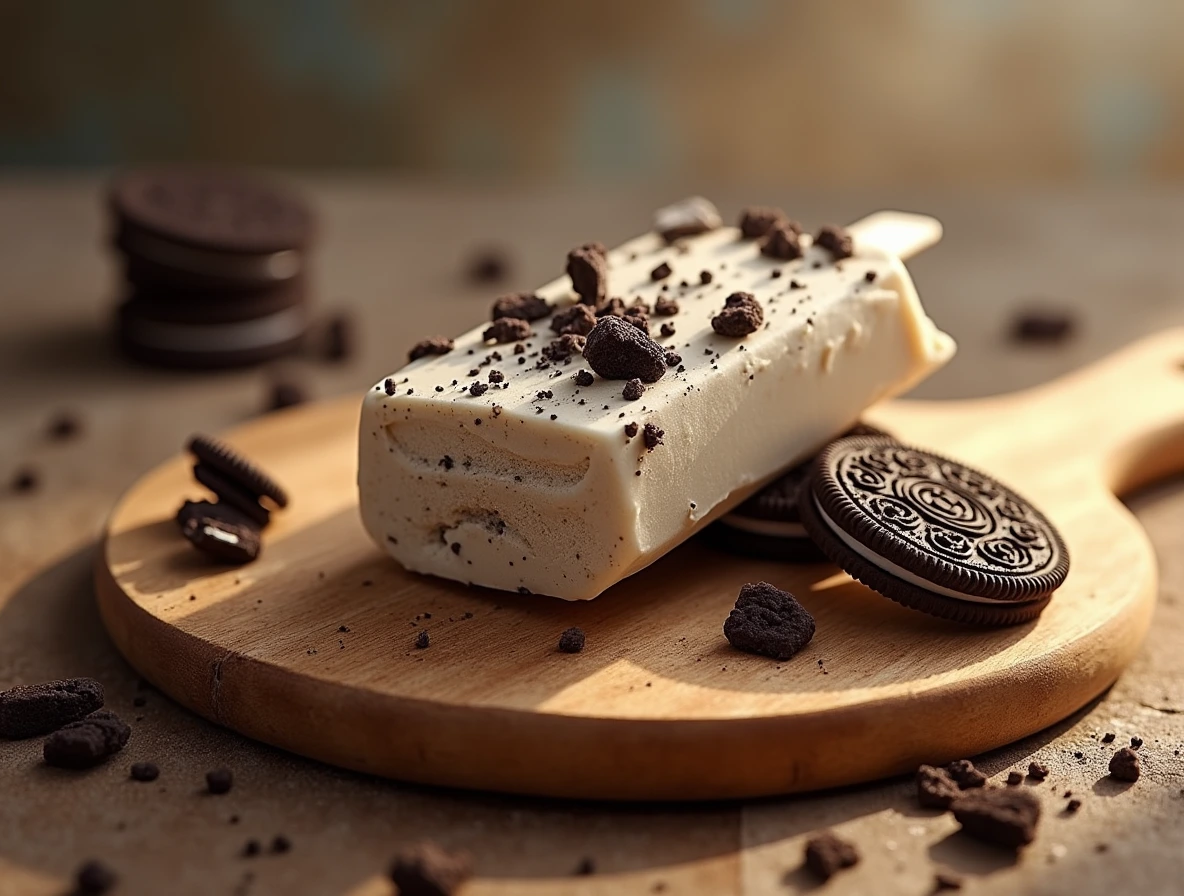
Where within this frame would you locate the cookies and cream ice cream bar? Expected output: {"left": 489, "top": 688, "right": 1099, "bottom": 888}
{"left": 358, "top": 200, "right": 955, "bottom": 599}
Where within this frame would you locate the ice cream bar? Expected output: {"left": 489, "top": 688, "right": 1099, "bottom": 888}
{"left": 358, "top": 201, "right": 955, "bottom": 599}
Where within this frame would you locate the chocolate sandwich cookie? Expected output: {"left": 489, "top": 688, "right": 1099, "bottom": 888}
{"left": 180, "top": 505, "right": 261, "bottom": 565}
{"left": 109, "top": 167, "right": 313, "bottom": 290}
{"left": 798, "top": 436, "right": 1069, "bottom": 625}
{"left": 115, "top": 278, "right": 307, "bottom": 369}
{"left": 707, "top": 423, "right": 889, "bottom": 563}
{"left": 186, "top": 434, "right": 288, "bottom": 526}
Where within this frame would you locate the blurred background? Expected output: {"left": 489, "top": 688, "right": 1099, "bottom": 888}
{"left": 4, "top": 0, "right": 1183, "bottom": 184}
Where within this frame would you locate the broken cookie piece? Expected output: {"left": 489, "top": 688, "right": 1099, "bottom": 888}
{"left": 803, "top": 831, "right": 859, "bottom": 881}
{"left": 389, "top": 841, "right": 474, "bottom": 896}
{"left": 951, "top": 788, "right": 1040, "bottom": 849}
{"left": 723, "top": 582, "right": 815, "bottom": 661}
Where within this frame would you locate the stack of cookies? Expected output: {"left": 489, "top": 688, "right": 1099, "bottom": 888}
{"left": 107, "top": 168, "right": 315, "bottom": 368}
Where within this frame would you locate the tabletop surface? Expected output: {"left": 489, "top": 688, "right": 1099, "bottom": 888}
{"left": 0, "top": 177, "right": 1182, "bottom": 895}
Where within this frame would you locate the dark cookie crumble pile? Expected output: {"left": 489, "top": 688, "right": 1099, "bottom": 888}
{"left": 722, "top": 582, "right": 815, "bottom": 660}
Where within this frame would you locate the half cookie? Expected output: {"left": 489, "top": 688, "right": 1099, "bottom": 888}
{"left": 798, "top": 436, "right": 1069, "bottom": 625}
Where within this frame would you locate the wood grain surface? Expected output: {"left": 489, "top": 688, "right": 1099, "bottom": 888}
{"left": 95, "top": 330, "right": 1184, "bottom": 799}
{"left": 3, "top": 179, "right": 1184, "bottom": 894}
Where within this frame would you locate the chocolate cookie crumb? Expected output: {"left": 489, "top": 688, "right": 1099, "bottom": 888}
{"left": 573, "top": 369, "right": 595, "bottom": 388}
{"left": 1065, "top": 798, "right": 1082, "bottom": 814}
{"left": 595, "top": 297, "right": 626, "bottom": 318}
{"left": 43, "top": 710, "right": 130, "bottom": 769}
{"left": 47, "top": 412, "right": 82, "bottom": 441}
{"left": 575, "top": 857, "right": 596, "bottom": 876}
{"left": 483, "top": 317, "right": 531, "bottom": 344}
{"left": 206, "top": 768, "right": 234, "bottom": 794}
{"left": 815, "top": 224, "right": 854, "bottom": 260}
{"left": 946, "top": 759, "right": 988, "bottom": 789}
{"left": 415, "top": 630, "right": 430, "bottom": 650}
{"left": 659, "top": 323, "right": 675, "bottom": 338}
{"left": 864, "top": 270, "right": 877, "bottom": 284}
{"left": 1011, "top": 308, "right": 1076, "bottom": 344}
{"left": 558, "top": 627, "right": 586, "bottom": 653}
{"left": 0, "top": 678, "right": 104, "bottom": 739}
{"left": 934, "top": 871, "right": 964, "bottom": 891}
{"left": 242, "top": 839, "right": 261, "bottom": 858}
{"left": 624, "top": 422, "right": 639, "bottom": 438}
{"left": 723, "top": 582, "right": 814, "bottom": 660}
{"left": 1027, "top": 761, "right": 1049, "bottom": 781}
{"left": 917, "top": 765, "right": 962, "bottom": 809}
{"left": 583, "top": 317, "right": 666, "bottom": 383}
{"left": 567, "top": 244, "right": 608, "bottom": 305}
{"left": 1130, "top": 735, "right": 1143, "bottom": 748}
{"left": 699, "top": 270, "right": 713, "bottom": 285}
{"left": 760, "top": 224, "right": 802, "bottom": 261}
{"left": 492, "top": 292, "right": 550, "bottom": 322}
{"left": 488, "top": 370, "right": 504, "bottom": 384}
{"left": 711, "top": 292, "right": 764, "bottom": 337}
{"left": 9, "top": 467, "right": 38, "bottom": 494}
{"left": 1006, "top": 771, "right": 1023, "bottom": 786}
{"left": 469, "top": 382, "right": 489, "bottom": 397}
{"left": 130, "top": 761, "right": 160, "bottom": 782}
{"left": 623, "top": 379, "right": 645, "bottom": 401}
{"left": 1108, "top": 747, "right": 1140, "bottom": 782}
{"left": 650, "top": 262, "right": 672, "bottom": 282}
{"left": 951, "top": 788, "right": 1040, "bottom": 849}
{"left": 654, "top": 296, "right": 679, "bottom": 316}
{"left": 642, "top": 423, "right": 663, "bottom": 450}
{"left": 738, "top": 206, "right": 788, "bottom": 240}
{"left": 75, "top": 860, "right": 117, "bottom": 895}
{"left": 409, "top": 337, "right": 454, "bottom": 362}
{"left": 389, "top": 842, "right": 474, "bottom": 896}
{"left": 803, "top": 831, "right": 859, "bottom": 881}
{"left": 1101, "top": 732, "right": 1115, "bottom": 743}
{"left": 664, "top": 351, "right": 681, "bottom": 367}
{"left": 551, "top": 303, "right": 597, "bottom": 336}
{"left": 323, "top": 312, "right": 354, "bottom": 362}
{"left": 542, "top": 334, "right": 586, "bottom": 362}
{"left": 467, "top": 248, "right": 509, "bottom": 284}
{"left": 271, "top": 835, "right": 292, "bottom": 854}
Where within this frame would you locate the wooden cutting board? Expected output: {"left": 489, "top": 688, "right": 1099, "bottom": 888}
{"left": 94, "top": 329, "right": 1184, "bottom": 800}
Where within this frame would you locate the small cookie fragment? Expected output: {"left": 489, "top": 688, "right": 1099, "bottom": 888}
{"left": 1108, "top": 747, "right": 1141, "bottom": 782}
{"left": 1027, "top": 761, "right": 1049, "bottom": 781}
{"left": 558, "top": 627, "right": 586, "bottom": 653}
{"left": 723, "top": 582, "right": 815, "bottom": 661}
{"left": 738, "top": 206, "right": 788, "bottom": 240}
{"left": 951, "top": 788, "right": 1040, "bottom": 849}
{"left": 711, "top": 292, "right": 763, "bottom": 337}
{"left": 946, "top": 759, "right": 988, "bottom": 790}
{"left": 542, "top": 334, "right": 586, "bottom": 362}
{"left": 803, "top": 831, "right": 859, "bottom": 881}
{"left": 551, "top": 303, "right": 597, "bottom": 337}
{"left": 815, "top": 224, "right": 854, "bottom": 260}
{"left": 415, "top": 630, "right": 430, "bottom": 650}
{"left": 0, "top": 678, "right": 105, "bottom": 739}
{"left": 650, "top": 262, "right": 672, "bottom": 282}
{"left": 595, "top": 297, "right": 627, "bottom": 318}
{"left": 1065, "top": 798, "right": 1082, "bottom": 814}
{"left": 409, "top": 337, "right": 454, "bottom": 362}
{"left": 624, "top": 422, "right": 639, "bottom": 438}
{"left": 181, "top": 508, "right": 261, "bottom": 565}
{"left": 622, "top": 379, "right": 645, "bottom": 401}
{"left": 389, "top": 841, "right": 474, "bottom": 896}
{"left": 206, "top": 767, "right": 234, "bottom": 795}
{"left": 916, "top": 764, "right": 962, "bottom": 810}
{"left": 1006, "top": 771, "right": 1023, "bottom": 786}
{"left": 466, "top": 248, "right": 509, "bottom": 284}
{"left": 483, "top": 317, "right": 532, "bottom": 344}
{"left": 760, "top": 224, "right": 802, "bottom": 261}
{"left": 187, "top": 434, "right": 289, "bottom": 509}
{"left": 654, "top": 296, "right": 679, "bottom": 316}
{"left": 9, "top": 467, "right": 39, "bottom": 494}
{"left": 583, "top": 317, "right": 667, "bottom": 383}
{"left": 574, "top": 369, "right": 594, "bottom": 387}
{"left": 130, "top": 761, "right": 160, "bottom": 782}
{"left": 567, "top": 244, "right": 608, "bottom": 306}
{"left": 1010, "top": 308, "right": 1076, "bottom": 345}
{"left": 75, "top": 860, "right": 118, "bottom": 895}
{"left": 642, "top": 423, "right": 664, "bottom": 450}
{"left": 43, "top": 710, "right": 131, "bottom": 769}
{"left": 654, "top": 196, "right": 721, "bottom": 242}
{"left": 492, "top": 293, "right": 550, "bottom": 322}
{"left": 47, "top": 411, "right": 83, "bottom": 441}
{"left": 1130, "top": 735, "right": 1143, "bottom": 748}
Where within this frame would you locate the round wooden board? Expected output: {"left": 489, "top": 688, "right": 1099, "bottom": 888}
{"left": 95, "top": 331, "right": 1184, "bottom": 800}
